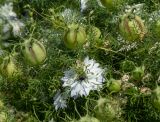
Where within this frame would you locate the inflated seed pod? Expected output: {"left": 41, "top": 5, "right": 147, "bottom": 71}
{"left": 108, "top": 78, "right": 122, "bottom": 93}
{"left": 90, "top": 26, "right": 101, "bottom": 40}
{"left": 100, "top": 0, "right": 123, "bottom": 11}
{"left": 0, "top": 56, "right": 21, "bottom": 78}
{"left": 152, "top": 86, "right": 160, "bottom": 110}
{"left": 119, "top": 14, "right": 146, "bottom": 41}
{"left": 153, "top": 19, "right": 160, "bottom": 38}
{"left": 131, "top": 66, "right": 145, "bottom": 81}
{"left": 64, "top": 24, "right": 87, "bottom": 49}
{"left": 22, "top": 39, "right": 46, "bottom": 65}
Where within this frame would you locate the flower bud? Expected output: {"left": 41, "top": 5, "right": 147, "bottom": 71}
{"left": 119, "top": 14, "right": 146, "bottom": 41}
{"left": 64, "top": 24, "right": 87, "bottom": 49}
{"left": 120, "top": 60, "right": 135, "bottom": 72}
{"left": 22, "top": 39, "right": 46, "bottom": 66}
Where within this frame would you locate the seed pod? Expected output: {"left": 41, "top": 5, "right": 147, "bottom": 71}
{"left": 131, "top": 66, "right": 145, "bottom": 81}
{"left": 119, "top": 14, "right": 146, "bottom": 41}
{"left": 77, "top": 115, "right": 100, "bottom": 122}
{"left": 100, "top": 0, "right": 123, "bottom": 11}
{"left": 64, "top": 24, "right": 87, "bottom": 49}
{"left": 152, "top": 86, "right": 160, "bottom": 110}
{"left": 22, "top": 39, "right": 46, "bottom": 65}
{"left": 107, "top": 78, "right": 122, "bottom": 93}
{"left": 95, "top": 97, "right": 122, "bottom": 121}
{"left": 90, "top": 26, "right": 101, "bottom": 40}
{"left": 0, "top": 57, "right": 21, "bottom": 78}
{"left": 153, "top": 19, "right": 160, "bottom": 38}
{"left": 0, "top": 112, "right": 7, "bottom": 122}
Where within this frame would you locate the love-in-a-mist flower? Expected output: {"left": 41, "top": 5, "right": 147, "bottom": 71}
{"left": 61, "top": 57, "right": 105, "bottom": 98}
{"left": 53, "top": 90, "right": 68, "bottom": 110}
{"left": 80, "top": 0, "right": 89, "bottom": 12}
{"left": 0, "top": 3, "right": 24, "bottom": 37}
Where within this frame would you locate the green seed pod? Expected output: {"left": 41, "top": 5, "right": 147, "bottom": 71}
{"left": 100, "top": 0, "right": 123, "bottom": 11}
{"left": 95, "top": 97, "right": 122, "bottom": 121}
{"left": 0, "top": 112, "right": 7, "bottom": 122}
{"left": 153, "top": 19, "right": 160, "bottom": 38}
{"left": 152, "top": 86, "right": 160, "bottom": 110}
{"left": 90, "top": 26, "right": 101, "bottom": 40}
{"left": 108, "top": 78, "right": 122, "bottom": 93}
{"left": 131, "top": 66, "right": 145, "bottom": 81}
{"left": 119, "top": 14, "right": 146, "bottom": 41}
{"left": 0, "top": 100, "right": 4, "bottom": 109}
{"left": 77, "top": 115, "right": 100, "bottom": 122}
{"left": 64, "top": 24, "right": 87, "bottom": 49}
{"left": 0, "top": 57, "right": 21, "bottom": 78}
{"left": 22, "top": 39, "right": 46, "bottom": 66}
{"left": 120, "top": 60, "right": 135, "bottom": 72}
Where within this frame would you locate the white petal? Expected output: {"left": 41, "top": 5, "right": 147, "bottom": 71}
{"left": 53, "top": 91, "right": 67, "bottom": 110}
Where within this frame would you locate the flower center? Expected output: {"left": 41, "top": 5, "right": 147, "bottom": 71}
{"left": 75, "top": 67, "right": 86, "bottom": 82}
{"left": 78, "top": 76, "right": 86, "bottom": 81}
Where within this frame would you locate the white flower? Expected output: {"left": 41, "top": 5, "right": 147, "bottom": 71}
{"left": 0, "top": 3, "right": 24, "bottom": 36}
{"left": 125, "top": 4, "right": 144, "bottom": 14}
{"left": 60, "top": 8, "right": 79, "bottom": 24}
{"left": 0, "top": 3, "right": 16, "bottom": 20}
{"left": 61, "top": 57, "right": 105, "bottom": 98}
{"left": 80, "top": 0, "right": 89, "bottom": 12}
{"left": 9, "top": 20, "right": 24, "bottom": 36}
{"left": 97, "top": 0, "right": 105, "bottom": 8}
{"left": 53, "top": 91, "right": 67, "bottom": 110}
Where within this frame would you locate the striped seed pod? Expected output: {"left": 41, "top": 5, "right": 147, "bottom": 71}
{"left": 0, "top": 56, "right": 21, "bottom": 78}
{"left": 22, "top": 39, "right": 46, "bottom": 66}
{"left": 64, "top": 24, "right": 87, "bottom": 49}
{"left": 119, "top": 14, "right": 146, "bottom": 41}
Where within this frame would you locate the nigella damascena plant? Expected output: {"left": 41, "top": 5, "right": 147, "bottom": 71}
{"left": 61, "top": 56, "right": 105, "bottom": 99}
{"left": 0, "top": 3, "right": 24, "bottom": 40}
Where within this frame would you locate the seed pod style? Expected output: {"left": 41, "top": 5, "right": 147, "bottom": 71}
{"left": 119, "top": 14, "right": 146, "bottom": 41}
{"left": 64, "top": 24, "right": 87, "bottom": 49}
{"left": 22, "top": 39, "right": 46, "bottom": 65}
